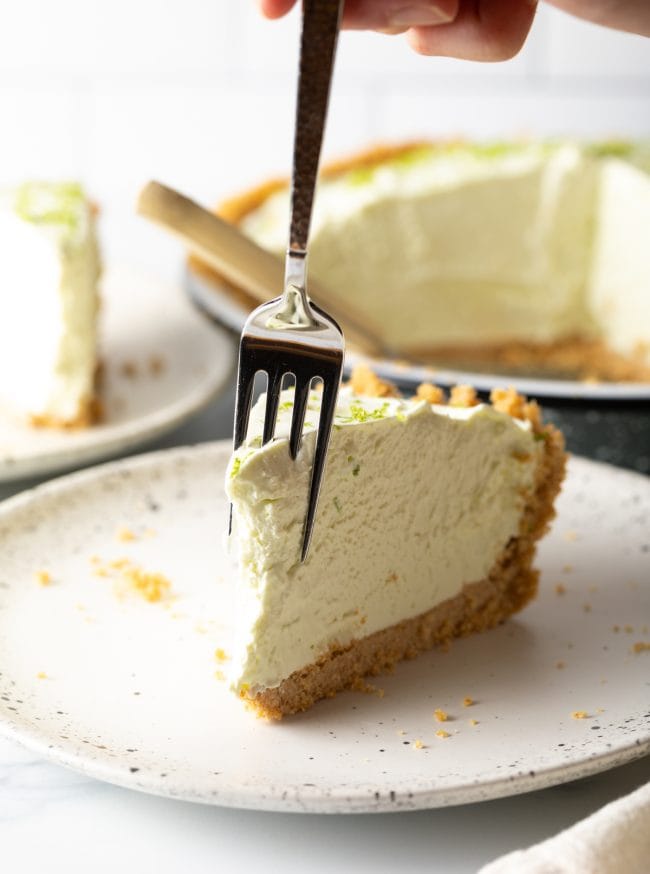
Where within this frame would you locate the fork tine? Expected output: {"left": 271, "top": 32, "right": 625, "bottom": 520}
{"left": 262, "top": 368, "right": 284, "bottom": 446}
{"left": 300, "top": 365, "right": 341, "bottom": 562}
{"left": 233, "top": 351, "right": 257, "bottom": 451}
{"left": 288, "top": 375, "right": 312, "bottom": 461}
{"left": 230, "top": 351, "right": 258, "bottom": 536}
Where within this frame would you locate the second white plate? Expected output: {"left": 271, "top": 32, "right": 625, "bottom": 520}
{"left": 0, "top": 443, "right": 648, "bottom": 812}
{"left": 0, "top": 265, "right": 235, "bottom": 481}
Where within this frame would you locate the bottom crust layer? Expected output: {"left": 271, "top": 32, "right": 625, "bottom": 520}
{"left": 404, "top": 336, "right": 650, "bottom": 383}
{"left": 27, "top": 362, "right": 103, "bottom": 430}
{"left": 29, "top": 394, "right": 102, "bottom": 430}
{"left": 246, "top": 422, "right": 566, "bottom": 720}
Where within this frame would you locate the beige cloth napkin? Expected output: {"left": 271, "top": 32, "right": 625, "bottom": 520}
{"left": 479, "top": 781, "right": 650, "bottom": 874}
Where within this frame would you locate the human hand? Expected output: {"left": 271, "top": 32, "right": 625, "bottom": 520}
{"left": 259, "top": 1, "right": 650, "bottom": 61}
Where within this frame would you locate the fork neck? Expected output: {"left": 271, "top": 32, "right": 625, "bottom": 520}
{"left": 276, "top": 249, "right": 319, "bottom": 329}
{"left": 285, "top": 248, "right": 307, "bottom": 295}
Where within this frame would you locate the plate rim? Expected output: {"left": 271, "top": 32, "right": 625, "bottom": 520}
{"left": 0, "top": 709, "right": 647, "bottom": 813}
{"left": 186, "top": 266, "right": 650, "bottom": 403}
{"left": 0, "top": 443, "right": 648, "bottom": 813}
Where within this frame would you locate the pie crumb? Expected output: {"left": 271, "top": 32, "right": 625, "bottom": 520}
{"left": 462, "top": 697, "right": 474, "bottom": 707}
{"left": 450, "top": 384, "right": 479, "bottom": 408}
{"left": 149, "top": 355, "right": 165, "bottom": 376}
{"left": 349, "top": 364, "right": 400, "bottom": 398}
{"left": 36, "top": 671, "right": 48, "bottom": 679}
{"left": 490, "top": 386, "right": 526, "bottom": 419}
{"left": 415, "top": 382, "right": 445, "bottom": 405}
{"left": 572, "top": 710, "right": 589, "bottom": 720}
{"left": 435, "top": 730, "right": 450, "bottom": 739}
{"left": 35, "top": 570, "right": 51, "bottom": 586}
{"left": 632, "top": 642, "right": 650, "bottom": 654}
{"left": 122, "top": 566, "right": 170, "bottom": 602}
{"left": 413, "top": 738, "right": 425, "bottom": 749}
{"left": 121, "top": 361, "right": 138, "bottom": 379}
{"left": 434, "top": 708, "right": 448, "bottom": 722}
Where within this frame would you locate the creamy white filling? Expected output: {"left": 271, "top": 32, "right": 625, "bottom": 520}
{"left": 588, "top": 159, "right": 650, "bottom": 363}
{"left": 226, "top": 389, "right": 540, "bottom": 694}
{"left": 0, "top": 190, "right": 100, "bottom": 424}
{"left": 241, "top": 143, "right": 648, "bottom": 356}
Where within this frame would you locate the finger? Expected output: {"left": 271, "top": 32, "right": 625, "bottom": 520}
{"left": 342, "top": 0, "right": 459, "bottom": 30}
{"left": 377, "top": 26, "right": 410, "bottom": 35}
{"left": 258, "top": 0, "right": 297, "bottom": 20}
{"left": 545, "top": 0, "right": 650, "bottom": 38}
{"left": 408, "top": 0, "right": 537, "bottom": 61}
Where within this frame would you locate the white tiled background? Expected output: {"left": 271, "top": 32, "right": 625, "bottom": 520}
{"left": 1, "top": 1, "right": 649, "bottom": 269}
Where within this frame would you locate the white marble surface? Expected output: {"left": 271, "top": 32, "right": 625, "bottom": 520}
{"left": 0, "top": 388, "right": 648, "bottom": 872}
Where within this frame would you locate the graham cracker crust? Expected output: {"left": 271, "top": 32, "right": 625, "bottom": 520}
{"left": 404, "top": 337, "right": 650, "bottom": 384}
{"left": 243, "top": 388, "right": 567, "bottom": 721}
{"left": 29, "top": 395, "right": 101, "bottom": 429}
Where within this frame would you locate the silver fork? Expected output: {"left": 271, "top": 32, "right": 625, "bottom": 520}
{"left": 231, "top": 0, "right": 345, "bottom": 562}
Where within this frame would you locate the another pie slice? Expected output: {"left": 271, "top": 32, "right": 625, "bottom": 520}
{"left": 0, "top": 181, "right": 101, "bottom": 428}
{"left": 226, "top": 368, "right": 566, "bottom": 719}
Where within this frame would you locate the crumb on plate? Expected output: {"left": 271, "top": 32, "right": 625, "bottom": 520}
{"left": 117, "top": 526, "right": 136, "bottom": 542}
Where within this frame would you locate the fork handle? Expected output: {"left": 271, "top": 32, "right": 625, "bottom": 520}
{"left": 288, "top": 0, "right": 343, "bottom": 255}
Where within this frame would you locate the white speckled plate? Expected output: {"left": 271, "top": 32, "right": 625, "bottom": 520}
{"left": 0, "top": 444, "right": 648, "bottom": 813}
{"left": 0, "top": 265, "right": 235, "bottom": 482}
{"left": 187, "top": 267, "right": 650, "bottom": 402}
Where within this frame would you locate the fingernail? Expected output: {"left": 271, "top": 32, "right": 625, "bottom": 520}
{"left": 390, "top": 4, "right": 453, "bottom": 26}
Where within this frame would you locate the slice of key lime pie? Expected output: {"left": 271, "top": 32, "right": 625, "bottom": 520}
{"left": 226, "top": 367, "right": 565, "bottom": 719}
{"left": 0, "top": 181, "right": 101, "bottom": 427}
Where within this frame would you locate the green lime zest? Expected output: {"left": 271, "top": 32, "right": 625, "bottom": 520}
{"left": 338, "top": 401, "right": 389, "bottom": 424}
{"left": 587, "top": 140, "right": 633, "bottom": 159}
{"left": 14, "top": 181, "right": 85, "bottom": 229}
